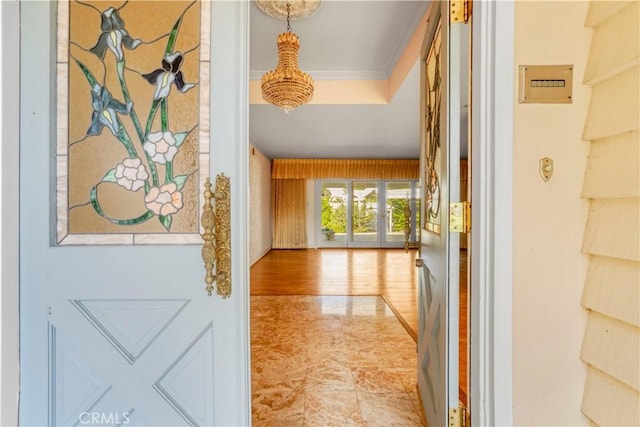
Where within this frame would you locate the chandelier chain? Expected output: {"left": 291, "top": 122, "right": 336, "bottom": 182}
{"left": 286, "top": 3, "right": 291, "bottom": 32}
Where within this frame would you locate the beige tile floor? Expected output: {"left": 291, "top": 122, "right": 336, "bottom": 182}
{"left": 251, "top": 295, "right": 426, "bottom": 426}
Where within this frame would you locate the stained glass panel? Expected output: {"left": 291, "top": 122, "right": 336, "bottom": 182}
{"left": 57, "top": 0, "right": 209, "bottom": 244}
{"left": 423, "top": 23, "right": 442, "bottom": 234}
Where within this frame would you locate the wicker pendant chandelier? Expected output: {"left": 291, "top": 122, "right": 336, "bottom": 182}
{"left": 261, "top": 3, "right": 314, "bottom": 113}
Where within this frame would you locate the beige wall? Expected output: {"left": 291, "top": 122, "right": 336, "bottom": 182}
{"left": 249, "top": 144, "right": 272, "bottom": 265}
{"left": 512, "top": 2, "right": 591, "bottom": 425}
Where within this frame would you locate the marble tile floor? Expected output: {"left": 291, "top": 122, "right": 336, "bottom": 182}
{"left": 251, "top": 295, "right": 427, "bottom": 427}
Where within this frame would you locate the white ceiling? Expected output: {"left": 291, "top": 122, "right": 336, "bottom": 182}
{"left": 249, "top": 0, "right": 429, "bottom": 159}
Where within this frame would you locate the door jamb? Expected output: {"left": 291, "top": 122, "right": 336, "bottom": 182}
{"left": 470, "top": 1, "right": 514, "bottom": 426}
{"left": 1, "top": 2, "right": 21, "bottom": 426}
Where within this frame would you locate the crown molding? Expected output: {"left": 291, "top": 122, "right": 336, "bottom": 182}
{"left": 249, "top": 69, "right": 387, "bottom": 81}
{"left": 383, "top": 1, "right": 430, "bottom": 77}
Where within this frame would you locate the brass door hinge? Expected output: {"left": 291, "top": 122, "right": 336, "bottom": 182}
{"left": 450, "top": 0, "right": 472, "bottom": 24}
{"left": 449, "top": 405, "right": 469, "bottom": 427}
{"left": 450, "top": 201, "right": 471, "bottom": 233}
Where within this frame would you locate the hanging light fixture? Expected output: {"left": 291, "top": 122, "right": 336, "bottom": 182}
{"left": 260, "top": 2, "right": 315, "bottom": 113}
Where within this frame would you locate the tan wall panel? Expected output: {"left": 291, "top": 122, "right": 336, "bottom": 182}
{"left": 249, "top": 145, "right": 272, "bottom": 265}
{"left": 581, "top": 311, "right": 640, "bottom": 389}
{"left": 583, "top": 198, "right": 640, "bottom": 261}
{"left": 513, "top": 2, "right": 591, "bottom": 425}
{"left": 583, "top": 65, "right": 640, "bottom": 140}
{"left": 582, "top": 366, "right": 640, "bottom": 426}
{"left": 582, "top": 131, "right": 640, "bottom": 199}
{"left": 584, "top": 2, "right": 639, "bottom": 84}
{"left": 585, "top": 1, "right": 634, "bottom": 28}
{"left": 582, "top": 256, "right": 640, "bottom": 327}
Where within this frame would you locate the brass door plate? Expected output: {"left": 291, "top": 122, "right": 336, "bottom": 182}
{"left": 519, "top": 65, "right": 573, "bottom": 104}
{"left": 540, "top": 157, "right": 553, "bottom": 182}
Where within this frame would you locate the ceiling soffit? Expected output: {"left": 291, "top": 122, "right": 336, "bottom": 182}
{"left": 249, "top": 2, "right": 430, "bottom": 105}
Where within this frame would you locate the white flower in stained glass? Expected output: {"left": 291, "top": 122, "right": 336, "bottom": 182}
{"left": 143, "top": 131, "right": 179, "bottom": 164}
{"left": 114, "top": 158, "right": 148, "bottom": 191}
{"left": 145, "top": 183, "right": 184, "bottom": 216}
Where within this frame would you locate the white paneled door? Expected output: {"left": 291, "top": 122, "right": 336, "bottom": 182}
{"left": 418, "top": 2, "right": 469, "bottom": 425}
{"left": 19, "top": 2, "right": 250, "bottom": 426}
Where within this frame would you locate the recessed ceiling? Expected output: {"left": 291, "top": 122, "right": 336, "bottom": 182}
{"left": 249, "top": 0, "right": 430, "bottom": 159}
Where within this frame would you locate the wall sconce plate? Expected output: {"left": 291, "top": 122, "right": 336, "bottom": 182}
{"left": 540, "top": 157, "right": 554, "bottom": 182}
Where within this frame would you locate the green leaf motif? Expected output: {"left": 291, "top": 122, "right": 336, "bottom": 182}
{"left": 172, "top": 175, "right": 190, "bottom": 191}
{"left": 174, "top": 132, "right": 189, "bottom": 148}
{"left": 159, "top": 214, "right": 173, "bottom": 231}
{"left": 165, "top": 15, "right": 183, "bottom": 55}
{"left": 101, "top": 168, "right": 118, "bottom": 183}
{"left": 74, "top": 59, "right": 97, "bottom": 87}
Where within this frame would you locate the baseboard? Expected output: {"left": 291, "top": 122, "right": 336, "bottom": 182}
{"left": 381, "top": 295, "right": 417, "bottom": 343}
{"left": 250, "top": 247, "right": 272, "bottom": 266}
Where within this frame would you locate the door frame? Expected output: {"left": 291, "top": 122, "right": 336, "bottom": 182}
{"left": 1, "top": 2, "right": 20, "bottom": 426}
{"left": 1, "top": 1, "right": 515, "bottom": 425}
{"left": 469, "top": 1, "right": 515, "bottom": 425}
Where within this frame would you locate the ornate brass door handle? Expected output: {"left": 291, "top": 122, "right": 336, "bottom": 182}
{"left": 201, "top": 175, "right": 231, "bottom": 298}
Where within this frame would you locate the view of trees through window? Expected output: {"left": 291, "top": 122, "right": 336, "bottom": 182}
{"left": 388, "top": 198, "right": 408, "bottom": 233}
{"left": 321, "top": 185, "right": 347, "bottom": 235}
{"left": 351, "top": 182, "right": 378, "bottom": 239}
{"left": 321, "top": 181, "right": 417, "bottom": 243}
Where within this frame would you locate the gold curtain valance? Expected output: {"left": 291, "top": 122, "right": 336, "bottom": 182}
{"left": 272, "top": 159, "right": 419, "bottom": 180}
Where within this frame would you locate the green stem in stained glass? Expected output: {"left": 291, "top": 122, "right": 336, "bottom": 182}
{"left": 166, "top": 162, "right": 173, "bottom": 183}
{"left": 90, "top": 185, "right": 155, "bottom": 225}
{"left": 116, "top": 118, "right": 138, "bottom": 159}
{"left": 116, "top": 61, "right": 145, "bottom": 144}
{"left": 144, "top": 99, "right": 161, "bottom": 187}
{"left": 161, "top": 98, "right": 169, "bottom": 132}
{"left": 145, "top": 99, "right": 161, "bottom": 136}
{"left": 160, "top": 99, "right": 173, "bottom": 182}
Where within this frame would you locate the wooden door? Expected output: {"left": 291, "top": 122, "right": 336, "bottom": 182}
{"left": 18, "top": 2, "right": 250, "bottom": 426}
{"left": 417, "top": 2, "right": 467, "bottom": 424}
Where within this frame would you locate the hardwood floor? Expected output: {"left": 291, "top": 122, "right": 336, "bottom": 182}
{"left": 459, "top": 249, "right": 469, "bottom": 405}
{"left": 250, "top": 248, "right": 469, "bottom": 406}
